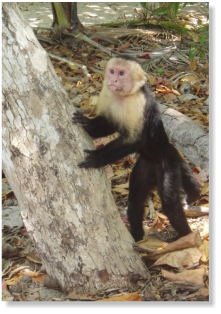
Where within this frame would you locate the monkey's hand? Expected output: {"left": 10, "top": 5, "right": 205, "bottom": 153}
{"left": 72, "top": 112, "right": 90, "bottom": 127}
{"left": 78, "top": 149, "right": 100, "bottom": 168}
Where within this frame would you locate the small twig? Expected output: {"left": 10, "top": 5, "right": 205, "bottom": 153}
{"left": 67, "top": 30, "right": 115, "bottom": 57}
{"left": 7, "top": 266, "right": 29, "bottom": 280}
{"left": 36, "top": 36, "right": 56, "bottom": 45}
{"left": 174, "top": 49, "right": 190, "bottom": 64}
{"left": 64, "top": 76, "right": 83, "bottom": 82}
{"left": 47, "top": 52, "right": 90, "bottom": 78}
{"left": 36, "top": 27, "right": 54, "bottom": 32}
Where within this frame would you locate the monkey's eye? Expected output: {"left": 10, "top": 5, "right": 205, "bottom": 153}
{"left": 110, "top": 69, "right": 114, "bottom": 74}
{"left": 119, "top": 71, "right": 124, "bottom": 76}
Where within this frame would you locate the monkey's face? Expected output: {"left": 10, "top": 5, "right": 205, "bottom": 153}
{"left": 105, "top": 58, "right": 147, "bottom": 96}
{"left": 106, "top": 64, "right": 133, "bottom": 94}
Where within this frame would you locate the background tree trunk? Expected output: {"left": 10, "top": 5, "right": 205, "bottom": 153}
{"left": 2, "top": 3, "right": 149, "bottom": 294}
{"left": 159, "top": 104, "right": 209, "bottom": 169}
{"left": 51, "top": 2, "right": 83, "bottom": 31}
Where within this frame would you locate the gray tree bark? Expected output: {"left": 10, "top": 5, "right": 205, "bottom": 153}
{"left": 159, "top": 104, "right": 209, "bottom": 169}
{"left": 2, "top": 3, "right": 149, "bottom": 294}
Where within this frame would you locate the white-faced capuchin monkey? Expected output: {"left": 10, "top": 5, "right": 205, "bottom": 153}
{"left": 73, "top": 54, "right": 201, "bottom": 242}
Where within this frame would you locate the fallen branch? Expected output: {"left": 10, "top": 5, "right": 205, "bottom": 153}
{"left": 183, "top": 205, "right": 209, "bottom": 217}
{"left": 48, "top": 52, "right": 90, "bottom": 77}
{"left": 159, "top": 103, "right": 209, "bottom": 169}
{"left": 68, "top": 30, "right": 114, "bottom": 57}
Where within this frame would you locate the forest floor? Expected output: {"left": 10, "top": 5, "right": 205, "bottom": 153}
{"left": 3, "top": 2, "right": 209, "bottom": 302}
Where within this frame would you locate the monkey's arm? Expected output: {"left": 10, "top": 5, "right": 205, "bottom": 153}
{"left": 73, "top": 112, "right": 116, "bottom": 138}
{"left": 78, "top": 138, "right": 143, "bottom": 168}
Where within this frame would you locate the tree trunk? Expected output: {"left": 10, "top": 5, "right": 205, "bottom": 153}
{"left": 51, "top": 2, "right": 83, "bottom": 31}
{"left": 2, "top": 3, "right": 149, "bottom": 294}
{"left": 159, "top": 104, "right": 209, "bottom": 169}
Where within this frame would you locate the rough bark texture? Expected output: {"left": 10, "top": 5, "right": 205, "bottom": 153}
{"left": 159, "top": 104, "right": 209, "bottom": 169}
{"left": 2, "top": 3, "right": 149, "bottom": 293}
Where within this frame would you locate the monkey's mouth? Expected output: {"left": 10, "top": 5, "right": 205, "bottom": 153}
{"left": 108, "top": 84, "right": 122, "bottom": 92}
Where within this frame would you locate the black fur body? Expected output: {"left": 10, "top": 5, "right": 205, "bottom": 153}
{"left": 73, "top": 56, "right": 201, "bottom": 242}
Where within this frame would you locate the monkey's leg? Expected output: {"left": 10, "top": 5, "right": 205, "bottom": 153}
{"left": 127, "top": 157, "right": 155, "bottom": 242}
{"left": 180, "top": 159, "right": 201, "bottom": 204}
{"left": 156, "top": 161, "right": 191, "bottom": 238}
{"left": 73, "top": 112, "right": 116, "bottom": 138}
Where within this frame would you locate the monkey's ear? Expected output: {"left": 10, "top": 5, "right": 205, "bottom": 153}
{"left": 133, "top": 67, "right": 147, "bottom": 90}
{"left": 138, "top": 68, "right": 147, "bottom": 83}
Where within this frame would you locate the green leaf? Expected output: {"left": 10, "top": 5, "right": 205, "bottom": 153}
{"left": 170, "top": 2, "right": 180, "bottom": 19}
{"left": 156, "top": 68, "right": 164, "bottom": 74}
{"left": 206, "top": 42, "right": 209, "bottom": 51}
{"left": 151, "top": 6, "right": 168, "bottom": 16}
{"left": 202, "top": 25, "right": 208, "bottom": 33}
{"left": 200, "top": 34, "right": 206, "bottom": 45}
{"left": 189, "top": 31, "right": 200, "bottom": 42}
{"left": 140, "top": 2, "right": 147, "bottom": 9}
{"left": 159, "top": 21, "right": 187, "bottom": 34}
{"left": 197, "top": 48, "right": 205, "bottom": 59}
{"left": 189, "top": 47, "right": 197, "bottom": 60}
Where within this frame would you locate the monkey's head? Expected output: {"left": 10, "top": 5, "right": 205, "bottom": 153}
{"left": 105, "top": 56, "right": 147, "bottom": 96}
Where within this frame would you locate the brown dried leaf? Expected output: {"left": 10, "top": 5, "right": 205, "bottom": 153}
{"left": 202, "top": 182, "right": 209, "bottom": 194}
{"left": 148, "top": 212, "right": 170, "bottom": 234}
{"left": 32, "top": 273, "right": 48, "bottom": 283}
{"left": 86, "top": 86, "right": 96, "bottom": 94}
{"left": 172, "top": 89, "right": 181, "bottom": 96}
{"left": 94, "top": 137, "right": 112, "bottom": 148}
{"left": 112, "top": 187, "right": 129, "bottom": 196}
{"left": 93, "top": 80, "right": 103, "bottom": 90}
{"left": 156, "top": 84, "right": 173, "bottom": 94}
{"left": 152, "top": 247, "right": 202, "bottom": 268}
{"left": 64, "top": 83, "right": 75, "bottom": 92}
{"left": 163, "top": 93, "right": 177, "bottom": 102}
{"left": 104, "top": 164, "right": 114, "bottom": 179}
{"left": 136, "top": 236, "right": 168, "bottom": 254}
{"left": 20, "top": 269, "right": 45, "bottom": 277}
{"left": 189, "top": 59, "right": 197, "bottom": 71}
{"left": 181, "top": 74, "right": 199, "bottom": 83}
{"left": 199, "top": 241, "right": 209, "bottom": 263}
{"left": 114, "top": 168, "right": 131, "bottom": 176}
{"left": 119, "top": 41, "right": 131, "bottom": 52}
{"left": 151, "top": 230, "right": 203, "bottom": 257}
{"left": 96, "top": 60, "right": 108, "bottom": 69}
{"left": 146, "top": 73, "right": 157, "bottom": 86}
{"left": 112, "top": 182, "right": 129, "bottom": 189}
{"left": 26, "top": 254, "right": 42, "bottom": 264}
{"left": 66, "top": 291, "right": 95, "bottom": 301}
{"left": 161, "top": 267, "right": 206, "bottom": 285}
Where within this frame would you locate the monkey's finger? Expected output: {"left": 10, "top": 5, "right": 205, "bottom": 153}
{"left": 83, "top": 149, "right": 97, "bottom": 155}
{"left": 78, "top": 160, "right": 93, "bottom": 168}
{"left": 72, "top": 114, "right": 80, "bottom": 118}
{"left": 72, "top": 116, "right": 84, "bottom": 123}
{"left": 72, "top": 112, "right": 83, "bottom": 119}
{"left": 72, "top": 117, "right": 89, "bottom": 126}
